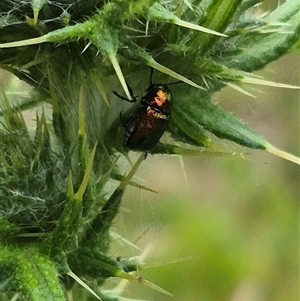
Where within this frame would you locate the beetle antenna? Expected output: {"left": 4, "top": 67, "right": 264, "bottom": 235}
{"left": 150, "top": 68, "right": 154, "bottom": 85}
{"left": 149, "top": 68, "right": 185, "bottom": 86}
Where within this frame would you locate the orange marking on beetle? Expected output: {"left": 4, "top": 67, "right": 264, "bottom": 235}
{"left": 154, "top": 90, "right": 167, "bottom": 107}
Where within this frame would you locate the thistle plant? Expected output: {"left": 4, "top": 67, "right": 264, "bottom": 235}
{"left": 0, "top": 0, "right": 299, "bottom": 300}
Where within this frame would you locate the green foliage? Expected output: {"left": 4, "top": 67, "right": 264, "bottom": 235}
{"left": 0, "top": 0, "right": 299, "bottom": 300}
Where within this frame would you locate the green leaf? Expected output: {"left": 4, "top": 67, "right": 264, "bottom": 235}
{"left": 173, "top": 87, "right": 267, "bottom": 149}
{"left": 148, "top": 2, "right": 226, "bottom": 37}
{"left": 187, "top": 0, "right": 243, "bottom": 54}
{"left": 0, "top": 246, "right": 65, "bottom": 301}
{"left": 225, "top": 0, "right": 300, "bottom": 71}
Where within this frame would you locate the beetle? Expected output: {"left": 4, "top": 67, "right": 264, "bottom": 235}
{"left": 113, "top": 70, "right": 173, "bottom": 151}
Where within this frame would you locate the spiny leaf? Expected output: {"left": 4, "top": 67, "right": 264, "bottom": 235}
{"left": 148, "top": 2, "right": 227, "bottom": 37}
{"left": 224, "top": 68, "right": 300, "bottom": 90}
{"left": 110, "top": 54, "right": 133, "bottom": 100}
{"left": 148, "top": 58, "right": 203, "bottom": 89}
{"left": 117, "top": 272, "right": 174, "bottom": 297}
{"left": 0, "top": 247, "right": 65, "bottom": 301}
{"left": 83, "top": 154, "right": 145, "bottom": 246}
{"left": 76, "top": 142, "right": 97, "bottom": 201}
{"left": 67, "top": 270, "right": 101, "bottom": 300}
{"left": 151, "top": 143, "right": 246, "bottom": 159}
{"left": 264, "top": 143, "right": 300, "bottom": 165}
{"left": 227, "top": 0, "right": 300, "bottom": 71}
{"left": 171, "top": 87, "right": 299, "bottom": 164}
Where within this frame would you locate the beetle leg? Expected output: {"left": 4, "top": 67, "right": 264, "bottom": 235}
{"left": 149, "top": 68, "right": 154, "bottom": 85}
{"left": 140, "top": 96, "right": 146, "bottom": 105}
{"left": 127, "top": 83, "right": 137, "bottom": 101}
{"left": 113, "top": 90, "right": 134, "bottom": 102}
{"left": 120, "top": 112, "right": 134, "bottom": 127}
{"left": 125, "top": 116, "right": 134, "bottom": 127}
{"left": 119, "top": 111, "right": 126, "bottom": 126}
{"left": 113, "top": 82, "right": 138, "bottom": 103}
